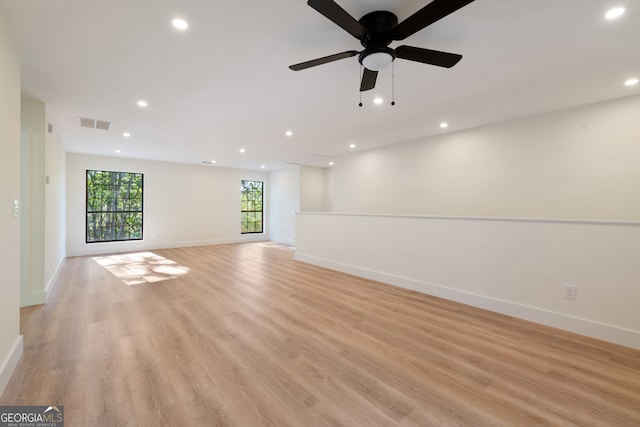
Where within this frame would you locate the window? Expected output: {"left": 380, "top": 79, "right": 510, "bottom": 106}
{"left": 86, "top": 170, "right": 143, "bottom": 243}
{"left": 241, "top": 180, "right": 263, "bottom": 234}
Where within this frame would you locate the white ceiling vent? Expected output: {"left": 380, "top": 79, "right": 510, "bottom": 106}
{"left": 79, "top": 117, "right": 111, "bottom": 130}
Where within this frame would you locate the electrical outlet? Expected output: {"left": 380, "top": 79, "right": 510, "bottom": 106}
{"left": 564, "top": 284, "right": 577, "bottom": 300}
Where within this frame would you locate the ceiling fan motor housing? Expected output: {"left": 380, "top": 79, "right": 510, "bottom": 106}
{"left": 358, "top": 11, "right": 398, "bottom": 49}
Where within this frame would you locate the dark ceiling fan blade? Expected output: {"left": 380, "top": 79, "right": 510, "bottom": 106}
{"left": 360, "top": 68, "right": 378, "bottom": 91}
{"left": 289, "top": 50, "right": 359, "bottom": 71}
{"left": 395, "top": 45, "right": 462, "bottom": 68}
{"left": 307, "top": 0, "right": 368, "bottom": 39}
{"left": 393, "top": 0, "right": 475, "bottom": 41}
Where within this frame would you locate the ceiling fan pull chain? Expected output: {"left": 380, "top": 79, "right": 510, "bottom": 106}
{"left": 358, "top": 64, "right": 364, "bottom": 107}
{"left": 391, "top": 61, "right": 396, "bottom": 106}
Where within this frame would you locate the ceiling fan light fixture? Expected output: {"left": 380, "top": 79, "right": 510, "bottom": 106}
{"left": 360, "top": 49, "right": 395, "bottom": 71}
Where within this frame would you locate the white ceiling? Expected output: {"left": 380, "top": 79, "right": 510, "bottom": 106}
{"left": 1, "top": 0, "right": 638, "bottom": 170}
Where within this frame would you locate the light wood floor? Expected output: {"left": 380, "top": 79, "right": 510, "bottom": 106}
{"left": 2, "top": 242, "right": 639, "bottom": 426}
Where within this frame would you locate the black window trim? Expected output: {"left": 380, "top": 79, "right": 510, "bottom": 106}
{"left": 85, "top": 169, "right": 144, "bottom": 244}
{"left": 241, "top": 180, "right": 264, "bottom": 234}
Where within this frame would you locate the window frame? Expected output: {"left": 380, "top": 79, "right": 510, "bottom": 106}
{"left": 85, "top": 169, "right": 144, "bottom": 243}
{"left": 241, "top": 180, "right": 264, "bottom": 234}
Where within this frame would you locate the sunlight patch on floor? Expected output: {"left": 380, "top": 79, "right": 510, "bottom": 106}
{"left": 92, "top": 252, "right": 190, "bottom": 285}
{"left": 257, "top": 241, "right": 294, "bottom": 250}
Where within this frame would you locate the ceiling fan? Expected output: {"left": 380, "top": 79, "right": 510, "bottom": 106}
{"left": 289, "top": 0, "right": 476, "bottom": 92}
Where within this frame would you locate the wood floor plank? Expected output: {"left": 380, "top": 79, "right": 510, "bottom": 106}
{"left": 1, "top": 242, "right": 639, "bottom": 426}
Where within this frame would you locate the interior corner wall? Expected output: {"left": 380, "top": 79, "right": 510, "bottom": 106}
{"left": 66, "top": 153, "right": 269, "bottom": 257}
{"left": 333, "top": 95, "right": 640, "bottom": 221}
{"left": 323, "top": 167, "right": 334, "bottom": 212}
{"left": 44, "top": 117, "right": 66, "bottom": 297}
{"left": 268, "top": 165, "right": 300, "bottom": 245}
{"left": 269, "top": 165, "right": 333, "bottom": 246}
{"left": 0, "top": 7, "right": 23, "bottom": 396}
{"left": 20, "top": 97, "right": 46, "bottom": 307}
{"left": 300, "top": 166, "right": 330, "bottom": 212}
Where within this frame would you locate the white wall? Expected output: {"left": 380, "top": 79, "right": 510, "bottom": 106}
{"left": 269, "top": 166, "right": 299, "bottom": 245}
{"left": 296, "top": 213, "right": 640, "bottom": 349}
{"left": 0, "top": 8, "right": 23, "bottom": 395}
{"left": 268, "top": 165, "right": 333, "bottom": 246}
{"left": 44, "top": 119, "right": 66, "bottom": 295}
{"left": 66, "top": 153, "right": 269, "bottom": 256}
{"left": 20, "top": 97, "right": 46, "bottom": 306}
{"left": 296, "top": 95, "right": 640, "bottom": 349}
{"left": 323, "top": 167, "right": 334, "bottom": 212}
{"left": 19, "top": 98, "right": 66, "bottom": 306}
{"left": 334, "top": 95, "right": 640, "bottom": 221}
{"left": 300, "top": 166, "right": 328, "bottom": 212}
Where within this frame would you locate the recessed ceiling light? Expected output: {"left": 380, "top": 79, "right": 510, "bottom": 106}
{"left": 625, "top": 78, "right": 639, "bottom": 86}
{"left": 605, "top": 6, "right": 625, "bottom": 20}
{"left": 137, "top": 100, "right": 148, "bottom": 108}
{"left": 285, "top": 130, "right": 293, "bottom": 137}
{"left": 239, "top": 148, "right": 246, "bottom": 153}
{"left": 123, "top": 132, "right": 131, "bottom": 138}
{"left": 171, "top": 18, "right": 189, "bottom": 30}
{"left": 329, "top": 161, "right": 334, "bottom": 166}
{"left": 440, "top": 122, "right": 449, "bottom": 129}
{"left": 261, "top": 165, "right": 266, "bottom": 169}
{"left": 373, "top": 97, "right": 384, "bottom": 105}
{"left": 115, "top": 149, "right": 121, "bottom": 154}
{"left": 349, "top": 143, "right": 356, "bottom": 149}
{"left": 202, "top": 160, "right": 216, "bottom": 165}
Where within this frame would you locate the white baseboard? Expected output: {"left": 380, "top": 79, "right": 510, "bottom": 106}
{"left": 21, "top": 254, "right": 68, "bottom": 308}
{"left": 295, "top": 253, "right": 640, "bottom": 350}
{"left": 269, "top": 235, "right": 295, "bottom": 246}
{"left": 45, "top": 253, "right": 67, "bottom": 302}
{"left": 67, "top": 235, "right": 270, "bottom": 257}
{"left": 0, "top": 335, "right": 23, "bottom": 397}
{"left": 20, "top": 290, "right": 46, "bottom": 307}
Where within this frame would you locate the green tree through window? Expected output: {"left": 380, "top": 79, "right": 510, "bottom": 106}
{"left": 86, "top": 170, "right": 143, "bottom": 243}
{"left": 241, "top": 180, "right": 263, "bottom": 234}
